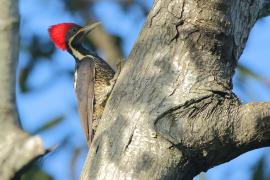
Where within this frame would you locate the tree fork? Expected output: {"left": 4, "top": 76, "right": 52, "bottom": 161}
{"left": 81, "top": 0, "right": 270, "bottom": 179}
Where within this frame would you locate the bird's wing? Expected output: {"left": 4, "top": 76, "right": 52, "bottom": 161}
{"left": 74, "top": 58, "right": 95, "bottom": 146}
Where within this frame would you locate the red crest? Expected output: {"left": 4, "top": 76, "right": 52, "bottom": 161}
{"left": 48, "top": 23, "right": 77, "bottom": 50}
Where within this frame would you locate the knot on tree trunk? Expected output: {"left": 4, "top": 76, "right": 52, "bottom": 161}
{"left": 155, "top": 91, "right": 241, "bottom": 173}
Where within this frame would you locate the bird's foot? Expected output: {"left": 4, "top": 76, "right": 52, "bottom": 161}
{"left": 110, "top": 59, "right": 125, "bottom": 85}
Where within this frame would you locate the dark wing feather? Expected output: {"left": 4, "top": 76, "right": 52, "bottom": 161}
{"left": 75, "top": 58, "right": 95, "bottom": 146}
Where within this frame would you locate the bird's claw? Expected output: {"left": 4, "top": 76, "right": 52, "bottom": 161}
{"left": 110, "top": 59, "right": 125, "bottom": 85}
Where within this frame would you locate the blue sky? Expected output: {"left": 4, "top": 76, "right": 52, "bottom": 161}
{"left": 17, "top": 0, "right": 270, "bottom": 179}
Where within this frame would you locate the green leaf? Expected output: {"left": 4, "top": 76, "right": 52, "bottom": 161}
{"left": 237, "top": 64, "right": 270, "bottom": 89}
{"left": 70, "top": 147, "right": 83, "bottom": 180}
{"left": 32, "top": 116, "right": 65, "bottom": 134}
{"left": 19, "top": 67, "right": 30, "bottom": 93}
{"left": 238, "top": 64, "right": 263, "bottom": 81}
{"left": 20, "top": 164, "right": 52, "bottom": 180}
{"left": 252, "top": 156, "right": 266, "bottom": 180}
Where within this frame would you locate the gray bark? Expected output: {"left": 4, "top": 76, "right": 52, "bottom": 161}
{"left": 81, "top": 0, "right": 270, "bottom": 179}
{"left": 0, "top": 0, "right": 45, "bottom": 179}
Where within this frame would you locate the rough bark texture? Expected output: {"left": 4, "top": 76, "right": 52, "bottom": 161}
{"left": 0, "top": 1, "right": 45, "bottom": 179}
{"left": 81, "top": 0, "right": 270, "bottom": 179}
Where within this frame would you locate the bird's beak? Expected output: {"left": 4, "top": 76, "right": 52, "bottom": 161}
{"left": 80, "top": 22, "right": 101, "bottom": 40}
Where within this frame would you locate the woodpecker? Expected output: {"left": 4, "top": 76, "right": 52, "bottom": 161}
{"left": 48, "top": 22, "right": 115, "bottom": 146}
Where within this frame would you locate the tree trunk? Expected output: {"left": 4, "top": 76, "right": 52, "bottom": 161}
{"left": 0, "top": 1, "right": 45, "bottom": 179}
{"left": 81, "top": 0, "right": 270, "bottom": 179}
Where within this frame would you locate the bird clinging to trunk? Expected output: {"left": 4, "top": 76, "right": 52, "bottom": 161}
{"left": 48, "top": 22, "right": 115, "bottom": 146}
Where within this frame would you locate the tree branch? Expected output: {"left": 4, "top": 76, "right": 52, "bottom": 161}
{"left": 80, "top": 7, "right": 124, "bottom": 70}
{"left": 0, "top": 1, "right": 45, "bottom": 179}
{"left": 81, "top": 0, "right": 270, "bottom": 179}
{"left": 86, "top": 19, "right": 124, "bottom": 70}
{"left": 258, "top": 0, "right": 270, "bottom": 19}
{"left": 236, "top": 102, "right": 270, "bottom": 145}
